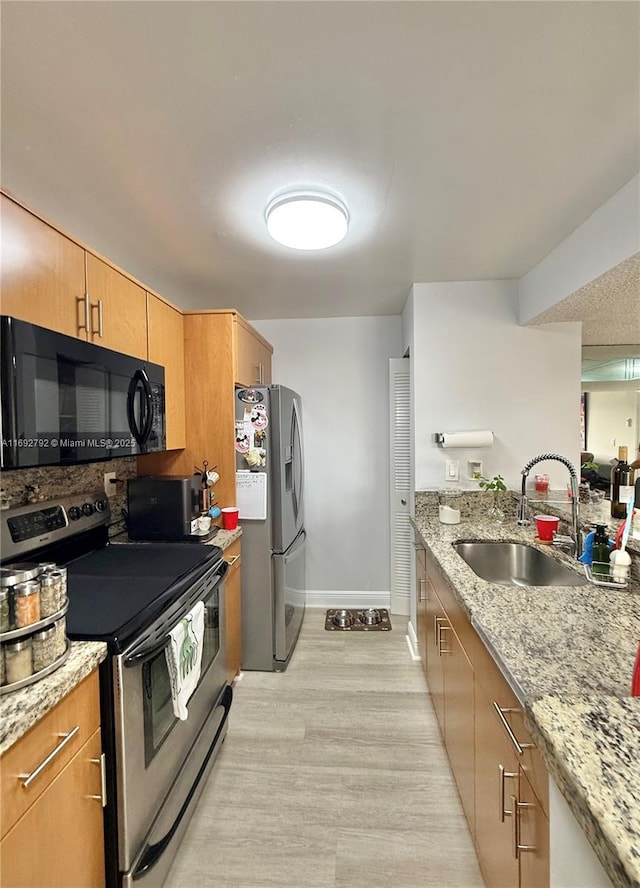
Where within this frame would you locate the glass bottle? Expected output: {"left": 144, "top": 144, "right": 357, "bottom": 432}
{"left": 5, "top": 637, "right": 33, "bottom": 684}
{"left": 591, "top": 524, "right": 611, "bottom": 576}
{"left": 610, "top": 446, "right": 632, "bottom": 519}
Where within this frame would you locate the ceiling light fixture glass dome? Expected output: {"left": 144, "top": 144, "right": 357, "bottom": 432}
{"left": 265, "top": 192, "right": 349, "bottom": 250}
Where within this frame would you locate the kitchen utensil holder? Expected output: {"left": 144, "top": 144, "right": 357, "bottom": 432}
{"left": 583, "top": 564, "right": 629, "bottom": 590}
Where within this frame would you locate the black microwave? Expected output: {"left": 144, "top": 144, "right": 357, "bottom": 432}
{"left": 1, "top": 316, "right": 166, "bottom": 468}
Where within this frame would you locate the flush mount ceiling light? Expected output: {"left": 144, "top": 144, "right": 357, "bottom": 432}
{"left": 265, "top": 192, "right": 349, "bottom": 250}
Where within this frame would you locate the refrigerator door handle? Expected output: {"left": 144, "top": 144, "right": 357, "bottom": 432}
{"left": 291, "top": 398, "right": 304, "bottom": 523}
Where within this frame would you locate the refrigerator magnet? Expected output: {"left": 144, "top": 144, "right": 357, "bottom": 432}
{"left": 250, "top": 404, "right": 268, "bottom": 430}
{"left": 237, "top": 388, "right": 264, "bottom": 403}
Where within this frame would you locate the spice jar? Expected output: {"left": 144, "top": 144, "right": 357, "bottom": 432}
{"left": 1, "top": 565, "right": 41, "bottom": 630}
{"left": 13, "top": 581, "right": 41, "bottom": 628}
{"left": 5, "top": 638, "right": 33, "bottom": 684}
{"left": 32, "top": 626, "right": 57, "bottom": 672}
{"left": 53, "top": 617, "right": 67, "bottom": 658}
{"left": 40, "top": 573, "right": 62, "bottom": 617}
{"left": 0, "top": 588, "right": 10, "bottom": 634}
{"left": 53, "top": 567, "right": 68, "bottom": 607}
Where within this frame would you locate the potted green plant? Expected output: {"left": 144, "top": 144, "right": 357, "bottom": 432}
{"left": 478, "top": 473, "right": 507, "bottom": 523}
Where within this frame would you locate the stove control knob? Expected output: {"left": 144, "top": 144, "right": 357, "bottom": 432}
{"left": 82, "top": 502, "right": 95, "bottom": 516}
{"left": 68, "top": 506, "right": 81, "bottom": 521}
{"left": 94, "top": 498, "right": 108, "bottom": 513}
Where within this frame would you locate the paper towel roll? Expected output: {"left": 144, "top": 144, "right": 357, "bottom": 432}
{"left": 439, "top": 430, "right": 494, "bottom": 449}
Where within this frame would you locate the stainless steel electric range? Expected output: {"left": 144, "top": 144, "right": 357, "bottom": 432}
{"left": 1, "top": 492, "right": 232, "bottom": 888}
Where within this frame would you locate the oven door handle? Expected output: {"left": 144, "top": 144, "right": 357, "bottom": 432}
{"left": 123, "top": 562, "right": 229, "bottom": 668}
{"left": 131, "top": 684, "right": 233, "bottom": 881}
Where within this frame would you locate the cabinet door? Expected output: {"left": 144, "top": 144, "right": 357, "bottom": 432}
{"left": 147, "top": 293, "right": 186, "bottom": 450}
{"left": 0, "top": 727, "right": 105, "bottom": 888}
{"left": 0, "top": 194, "right": 87, "bottom": 338}
{"left": 415, "top": 540, "right": 427, "bottom": 669}
{"left": 425, "top": 586, "right": 446, "bottom": 734}
{"left": 85, "top": 253, "right": 147, "bottom": 358}
{"left": 443, "top": 626, "right": 475, "bottom": 834}
{"left": 235, "top": 317, "right": 273, "bottom": 386}
{"left": 518, "top": 767, "right": 550, "bottom": 888}
{"left": 474, "top": 682, "right": 519, "bottom": 888}
{"left": 224, "top": 540, "right": 242, "bottom": 683}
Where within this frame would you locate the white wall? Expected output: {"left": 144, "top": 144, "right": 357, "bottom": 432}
{"left": 518, "top": 174, "right": 640, "bottom": 324}
{"left": 254, "top": 316, "right": 403, "bottom": 606}
{"left": 410, "top": 281, "right": 583, "bottom": 492}
{"left": 586, "top": 389, "right": 640, "bottom": 465}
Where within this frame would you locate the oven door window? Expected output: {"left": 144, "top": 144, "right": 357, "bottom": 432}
{"left": 143, "top": 586, "right": 221, "bottom": 766}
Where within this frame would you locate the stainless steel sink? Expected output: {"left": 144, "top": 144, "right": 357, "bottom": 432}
{"left": 453, "top": 541, "right": 587, "bottom": 587}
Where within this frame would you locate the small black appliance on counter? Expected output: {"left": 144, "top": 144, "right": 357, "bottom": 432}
{"left": 127, "top": 475, "right": 215, "bottom": 541}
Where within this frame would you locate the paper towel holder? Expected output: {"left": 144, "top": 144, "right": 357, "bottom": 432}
{"left": 435, "top": 430, "right": 494, "bottom": 448}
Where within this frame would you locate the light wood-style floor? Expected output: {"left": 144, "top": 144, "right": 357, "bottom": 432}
{"left": 164, "top": 610, "right": 484, "bottom": 888}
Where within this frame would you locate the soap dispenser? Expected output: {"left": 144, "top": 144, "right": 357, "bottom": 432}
{"left": 591, "top": 524, "right": 612, "bottom": 576}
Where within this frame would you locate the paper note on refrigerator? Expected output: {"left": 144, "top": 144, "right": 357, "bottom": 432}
{"left": 236, "top": 471, "right": 267, "bottom": 520}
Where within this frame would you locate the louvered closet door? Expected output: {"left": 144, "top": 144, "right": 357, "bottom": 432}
{"left": 389, "top": 358, "right": 411, "bottom": 616}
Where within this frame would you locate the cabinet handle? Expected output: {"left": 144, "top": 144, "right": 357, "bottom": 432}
{"left": 90, "top": 298, "right": 104, "bottom": 338}
{"left": 225, "top": 554, "right": 240, "bottom": 567}
{"left": 254, "top": 364, "right": 262, "bottom": 385}
{"left": 19, "top": 726, "right": 80, "bottom": 788}
{"left": 511, "top": 794, "right": 536, "bottom": 858}
{"left": 492, "top": 703, "right": 532, "bottom": 756}
{"left": 77, "top": 293, "right": 90, "bottom": 334}
{"left": 434, "top": 615, "right": 445, "bottom": 648}
{"left": 89, "top": 753, "right": 107, "bottom": 807}
{"left": 438, "top": 623, "right": 451, "bottom": 655}
{"left": 498, "top": 764, "right": 518, "bottom": 822}
{"left": 418, "top": 578, "right": 426, "bottom": 602}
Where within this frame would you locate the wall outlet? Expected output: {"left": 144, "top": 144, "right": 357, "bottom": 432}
{"left": 104, "top": 472, "right": 116, "bottom": 497}
{"left": 468, "top": 460, "right": 483, "bottom": 480}
{"left": 445, "top": 459, "right": 459, "bottom": 482}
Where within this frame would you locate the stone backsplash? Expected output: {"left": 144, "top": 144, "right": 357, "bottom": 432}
{"left": 0, "top": 457, "right": 138, "bottom": 536}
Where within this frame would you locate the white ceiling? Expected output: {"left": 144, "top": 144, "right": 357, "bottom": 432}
{"left": 1, "top": 1, "right": 639, "bottom": 321}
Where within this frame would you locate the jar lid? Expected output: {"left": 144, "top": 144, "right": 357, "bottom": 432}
{"left": 40, "top": 574, "right": 58, "bottom": 586}
{"left": 5, "top": 638, "right": 32, "bottom": 651}
{"left": 0, "top": 564, "right": 41, "bottom": 586}
{"left": 14, "top": 580, "right": 40, "bottom": 596}
{"left": 438, "top": 488, "right": 462, "bottom": 497}
{"left": 33, "top": 626, "right": 56, "bottom": 640}
{"left": 38, "top": 562, "right": 57, "bottom": 571}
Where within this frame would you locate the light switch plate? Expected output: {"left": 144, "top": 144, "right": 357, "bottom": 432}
{"left": 445, "top": 459, "right": 459, "bottom": 482}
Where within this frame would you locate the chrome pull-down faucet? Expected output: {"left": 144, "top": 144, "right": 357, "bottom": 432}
{"left": 517, "top": 453, "right": 582, "bottom": 559}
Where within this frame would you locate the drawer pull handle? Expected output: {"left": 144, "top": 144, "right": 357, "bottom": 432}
{"left": 498, "top": 764, "right": 518, "bottom": 822}
{"left": 492, "top": 703, "right": 532, "bottom": 756}
{"left": 225, "top": 554, "right": 240, "bottom": 567}
{"left": 20, "top": 726, "right": 80, "bottom": 788}
{"left": 77, "top": 293, "right": 90, "bottom": 334}
{"left": 89, "top": 753, "right": 107, "bottom": 807}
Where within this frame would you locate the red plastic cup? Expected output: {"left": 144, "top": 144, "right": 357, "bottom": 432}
{"left": 221, "top": 507, "right": 239, "bottom": 531}
{"left": 534, "top": 514, "right": 559, "bottom": 541}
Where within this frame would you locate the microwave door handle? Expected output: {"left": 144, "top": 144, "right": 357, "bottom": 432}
{"left": 127, "top": 368, "right": 153, "bottom": 447}
{"left": 138, "top": 368, "right": 154, "bottom": 446}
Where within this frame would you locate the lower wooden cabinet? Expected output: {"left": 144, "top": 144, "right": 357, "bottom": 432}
{"left": 0, "top": 669, "right": 105, "bottom": 888}
{"left": 224, "top": 539, "right": 242, "bottom": 683}
{"left": 1, "top": 728, "right": 106, "bottom": 888}
{"left": 415, "top": 540, "right": 428, "bottom": 669}
{"left": 417, "top": 540, "right": 550, "bottom": 888}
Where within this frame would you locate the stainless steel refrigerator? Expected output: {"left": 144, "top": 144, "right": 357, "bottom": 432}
{"left": 235, "top": 384, "right": 306, "bottom": 671}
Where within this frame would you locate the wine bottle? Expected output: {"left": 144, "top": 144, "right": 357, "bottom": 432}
{"left": 610, "top": 445, "right": 632, "bottom": 519}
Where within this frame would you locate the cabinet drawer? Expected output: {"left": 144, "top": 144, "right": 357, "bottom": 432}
{"left": 1, "top": 727, "right": 105, "bottom": 888}
{"left": 478, "top": 661, "right": 549, "bottom": 817}
{"left": 1, "top": 670, "right": 100, "bottom": 838}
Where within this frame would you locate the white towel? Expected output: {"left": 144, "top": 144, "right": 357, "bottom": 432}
{"left": 165, "top": 601, "right": 205, "bottom": 721}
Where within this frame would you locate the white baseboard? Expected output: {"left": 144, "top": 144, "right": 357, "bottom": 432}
{"left": 406, "top": 620, "right": 421, "bottom": 661}
{"left": 305, "top": 590, "right": 391, "bottom": 609}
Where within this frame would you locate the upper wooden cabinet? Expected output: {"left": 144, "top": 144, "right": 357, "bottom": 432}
{"left": 138, "top": 310, "right": 273, "bottom": 513}
{"left": 234, "top": 313, "right": 273, "bottom": 386}
{"left": 0, "top": 193, "right": 87, "bottom": 338}
{"left": 146, "top": 293, "right": 186, "bottom": 450}
{"left": 85, "top": 253, "right": 147, "bottom": 359}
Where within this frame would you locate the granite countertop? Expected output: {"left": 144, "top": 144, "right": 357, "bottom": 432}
{"left": 0, "top": 641, "right": 108, "bottom": 755}
{"left": 412, "top": 492, "right": 640, "bottom": 888}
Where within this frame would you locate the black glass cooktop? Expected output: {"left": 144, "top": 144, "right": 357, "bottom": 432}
{"left": 66, "top": 542, "right": 223, "bottom": 649}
